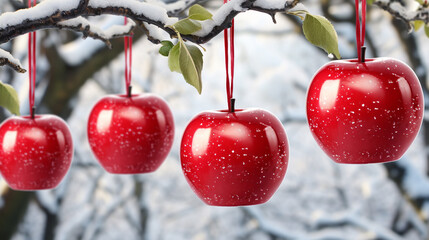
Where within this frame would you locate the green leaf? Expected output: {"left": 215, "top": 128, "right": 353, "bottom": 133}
{"left": 367, "top": 0, "right": 374, "bottom": 5}
{"left": 188, "top": 4, "right": 213, "bottom": 21}
{"left": 425, "top": 24, "right": 429, "bottom": 38}
{"left": 173, "top": 18, "right": 202, "bottom": 35}
{"left": 302, "top": 13, "right": 341, "bottom": 59}
{"left": 168, "top": 43, "right": 181, "bottom": 73}
{"left": 0, "top": 82, "right": 20, "bottom": 116}
{"left": 179, "top": 40, "right": 203, "bottom": 94}
{"left": 159, "top": 41, "right": 174, "bottom": 57}
{"left": 413, "top": 20, "right": 425, "bottom": 31}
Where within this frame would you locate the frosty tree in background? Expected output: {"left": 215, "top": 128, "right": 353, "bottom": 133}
{"left": 0, "top": 0, "right": 429, "bottom": 240}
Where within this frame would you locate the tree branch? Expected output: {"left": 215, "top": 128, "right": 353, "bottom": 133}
{"left": 83, "top": 0, "right": 300, "bottom": 43}
{"left": 0, "top": 0, "right": 300, "bottom": 72}
{"left": 374, "top": 0, "right": 429, "bottom": 30}
{"left": 0, "top": 49, "right": 25, "bottom": 73}
{"left": 0, "top": 0, "right": 90, "bottom": 44}
{"left": 57, "top": 17, "right": 135, "bottom": 49}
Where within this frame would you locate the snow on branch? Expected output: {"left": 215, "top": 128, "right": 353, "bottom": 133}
{"left": 0, "top": 0, "right": 299, "bottom": 44}
{"left": 0, "top": 49, "right": 25, "bottom": 73}
{"left": 57, "top": 17, "right": 135, "bottom": 49}
{"left": 84, "top": 0, "right": 300, "bottom": 43}
{"left": 0, "top": 0, "right": 90, "bottom": 44}
{"left": 374, "top": 0, "right": 429, "bottom": 29}
{"left": 0, "top": 0, "right": 299, "bottom": 72}
{"left": 149, "top": 0, "right": 206, "bottom": 16}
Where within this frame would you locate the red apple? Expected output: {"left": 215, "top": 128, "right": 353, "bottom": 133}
{"left": 307, "top": 57, "right": 424, "bottom": 164}
{"left": 180, "top": 108, "right": 288, "bottom": 206}
{"left": 87, "top": 94, "right": 174, "bottom": 174}
{"left": 0, "top": 115, "right": 73, "bottom": 190}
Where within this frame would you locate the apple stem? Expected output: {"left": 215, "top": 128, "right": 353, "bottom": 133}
{"left": 31, "top": 106, "right": 35, "bottom": 119}
{"left": 361, "top": 46, "right": 366, "bottom": 63}
{"left": 230, "top": 98, "right": 236, "bottom": 113}
{"left": 128, "top": 85, "right": 132, "bottom": 98}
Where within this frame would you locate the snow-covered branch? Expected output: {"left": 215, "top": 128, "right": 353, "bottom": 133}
{"left": 57, "top": 17, "right": 135, "bottom": 49}
{"left": 0, "top": 0, "right": 299, "bottom": 72}
{"left": 0, "top": 49, "right": 25, "bottom": 73}
{"left": 374, "top": 0, "right": 429, "bottom": 29}
{"left": 0, "top": 0, "right": 90, "bottom": 44}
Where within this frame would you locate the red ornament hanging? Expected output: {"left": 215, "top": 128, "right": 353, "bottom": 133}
{"left": 180, "top": 3, "right": 289, "bottom": 206}
{"left": 0, "top": 0, "right": 73, "bottom": 190}
{"left": 306, "top": 0, "right": 424, "bottom": 164}
{"left": 87, "top": 18, "right": 174, "bottom": 174}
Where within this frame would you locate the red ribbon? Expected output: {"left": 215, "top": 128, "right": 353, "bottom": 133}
{"left": 124, "top": 17, "right": 133, "bottom": 96}
{"left": 224, "top": 0, "right": 235, "bottom": 112}
{"left": 28, "top": 0, "right": 37, "bottom": 117}
{"left": 355, "top": 0, "right": 366, "bottom": 62}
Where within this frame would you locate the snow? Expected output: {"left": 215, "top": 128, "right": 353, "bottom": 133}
{"left": 288, "top": 3, "right": 309, "bottom": 13}
{"left": 253, "top": 0, "right": 292, "bottom": 9}
{"left": 143, "top": 22, "right": 170, "bottom": 42}
{"left": 195, "top": 0, "right": 298, "bottom": 37}
{"left": 196, "top": 0, "right": 257, "bottom": 36}
{"left": 58, "top": 16, "right": 135, "bottom": 45}
{"left": 0, "top": 48, "right": 23, "bottom": 67}
{"left": 147, "top": 0, "right": 188, "bottom": 13}
{"left": 58, "top": 16, "right": 135, "bottom": 66}
{"left": 0, "top": 0, "right": 82, "bottom": 29}
{"left": 104, "top": 21, "right": 134, "bottom": 38}
{"left": 89, "top": 0, "right": 176, "bottom": 25}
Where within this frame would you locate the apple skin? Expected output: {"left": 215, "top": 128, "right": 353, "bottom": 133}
{"left": 307, "top": 58, "right": 424, "bottom": 164}
{"left": 87, "top": 94, "right": 174, "bottom": 174}
{"left": 0, "top": 115, "right": 73, "bottom": 190}
{"left": 180, "top": 108, "right": 288, "bottom": 206}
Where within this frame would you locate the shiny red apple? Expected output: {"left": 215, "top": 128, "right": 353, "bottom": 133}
{"left": 307, "top": 57, "right": 424, "bottom": 164}
{"left": 0, "top": 115, "right": 73, "bottom": 190}
{"left": 180, "top": 108, "right": 288, "bottom": 206}
{"left": 87, "top": 94, "right": 174, "bottom": 174}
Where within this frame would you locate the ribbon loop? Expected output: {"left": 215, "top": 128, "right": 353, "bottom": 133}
{"left": 224, "top": 0, "right": 235, "bottom": 112}
{"left": 28, "top": 0, "right": 37, "bottom": 118}
{"left": 355, "top": 0, "right": 367, "bottom": 62}
{"left": 124, "top": 17, "right": 133, "bottom": 97}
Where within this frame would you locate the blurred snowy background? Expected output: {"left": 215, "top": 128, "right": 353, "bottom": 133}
{"left": 0, "top": 0, "right": 429, "bottom": 239}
